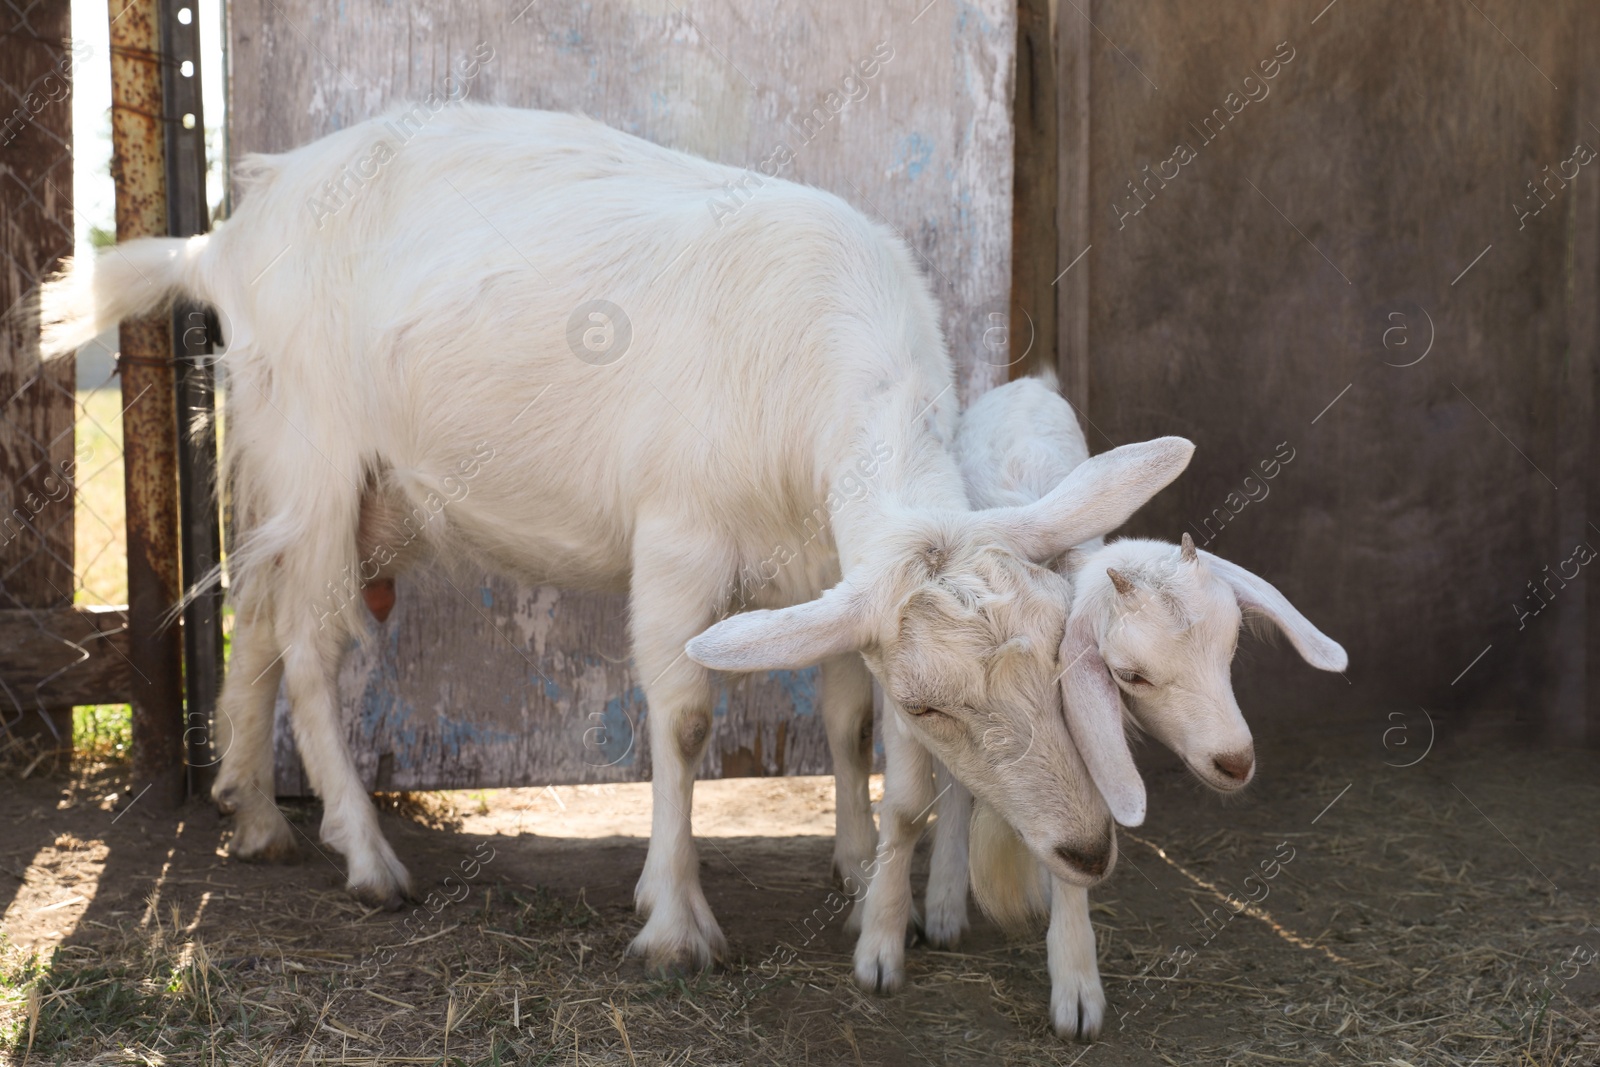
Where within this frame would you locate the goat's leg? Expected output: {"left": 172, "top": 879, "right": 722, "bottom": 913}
{"left": 211, "top": 608, "right": 295, "bottom": 861}
{"left": 852, "top": 705, "right": 932, "bottom": 993}
{"left": 1048, "top": 877, "right": 1106, "bottom": 1041}
{"left": 276, "top": 616, "right": 412, "bottom": 908}
{"left": 626, "top": 527, "right": 728, "bottom": 973}
{"left": 924, "top": 764, "right": 972, "bottom": 949}
{"left": 820, "top": 653, "right": 875, "bottom": 894}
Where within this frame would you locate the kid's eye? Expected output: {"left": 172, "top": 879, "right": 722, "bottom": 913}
{"left": 1114, "top": 669, "right": 1152, "bottom": 687}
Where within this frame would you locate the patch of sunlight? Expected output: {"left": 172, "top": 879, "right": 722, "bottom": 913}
{"left": 432, "top": 774, "right": 884, "bottom": 841}
{"left": 1125, "top": 831, "right": 1350, "bottom": 965}
{"left": 73, "top": 387, "right": 126, "bottom": 607}
{"left": 0, "top": 835, "right": 108, "bottom": 955}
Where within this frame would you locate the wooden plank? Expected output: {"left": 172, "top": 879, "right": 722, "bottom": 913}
{"left": 1009, "top": 0, "right": 1058, "bottom": 381}
{"left": 0, "top": 606, "right": 133, "bottom": 707}
{"left": 1573, "top": 0, "right": 1600, "bottom": 745}
{"left": 225, "top": 0, "right": 1016, "bottom": 791}
{"left": 1081, "top": 1, "right": 1590, "bottom": 734}
{"left": 1054, "top": 0, "right": 1092, "bottom": 417}
{"left": 0, "top": 0, "right": 76, "bottom": 613}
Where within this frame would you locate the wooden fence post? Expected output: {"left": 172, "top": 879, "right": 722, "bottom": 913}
{"left": 0, "top": 0, "right": 76, "bottom": 762}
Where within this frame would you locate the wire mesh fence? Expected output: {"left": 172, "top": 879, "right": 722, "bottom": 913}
{"left": 1, "top": 0, "right": 133, "bottom": 771}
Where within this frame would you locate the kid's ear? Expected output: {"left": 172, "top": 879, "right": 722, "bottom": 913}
{"left": 1199, "top": 551, "right": 1348, "bottom": 672}
{"left": 1060, "top": 612, "right": 1146, "bottom": 827}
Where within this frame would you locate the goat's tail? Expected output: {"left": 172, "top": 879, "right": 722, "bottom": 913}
{"left": 37, "top": 235, "right": 210, "bottom": 358}
{"left": 969, "top": 800, "right": 1050, "bottom": 935}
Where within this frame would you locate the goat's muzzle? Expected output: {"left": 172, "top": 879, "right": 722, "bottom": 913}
{"left": 1053, "top": 824, "right": 1116, "bottom": 885}
{"left": 1211, "top": 746, "right": 1256, "bottom": 784}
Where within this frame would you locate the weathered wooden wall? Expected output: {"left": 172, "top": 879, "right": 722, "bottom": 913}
{"left": 1050, "top": 1, "right": 1599, "bottom": 744}
{"left": 224, "top": 0, "right": 1017, "bottom": 790}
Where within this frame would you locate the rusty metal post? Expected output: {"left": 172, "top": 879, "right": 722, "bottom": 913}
{"left": 110, "top": 0, "right": 185, "bottom": 807}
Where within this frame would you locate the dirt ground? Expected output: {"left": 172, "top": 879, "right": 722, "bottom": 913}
{"left": 2, "top": 724, "right": 1597, "bottom": 1066}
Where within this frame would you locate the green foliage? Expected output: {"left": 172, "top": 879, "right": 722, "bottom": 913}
{"left": 72, "top": 704, "right": 131, "bottom": 762}
{"left": 0, "top": 947, "right": 225, "bottom": 1059}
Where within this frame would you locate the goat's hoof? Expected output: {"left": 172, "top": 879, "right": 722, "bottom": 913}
{"left": 348, "top": 880, "right": 408, "bottom": 912}
{"left": 922, "top": 892, "right": 967, "bottom": 949}
{"left": 853, "top": 932, "right": 905, "bottom": 995}
{"left": 228, "top": 809, "right": 297, "bottom": 863}
{"left": 345, "top": 851, "right": 415, "bottom": 912}
{"left": 628, "top": 944, "right": 722, "bottom": 978}
{"left": 922, "top": 915, "right": 965, "bottom": 951}
{"left": 626, "top": 936, "right": 726, "bottom": 977}
{"left": 237, "top": 836, "right": 298, "bottom": 864}
{"left": 853, "top": 955, "right": 905, "bottom": 995}
{"left": 1052, "top": 981, "right": 1106, "bottom": 1042}
{"left": 627, "top": 900, "right": 727, "bottom": 976}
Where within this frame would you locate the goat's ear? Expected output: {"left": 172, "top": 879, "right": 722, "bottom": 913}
{"left": 1060, "top": 612, "right": 1146, "bottom": 827}
{"left": 980, "top": 437, "right": 1194, "bottom": 561}
{"left": 686, "top": 585, "right": 867, "bottom": 672}
{"left": 1199, "top": 551, "right": 1348, "bottom": 672}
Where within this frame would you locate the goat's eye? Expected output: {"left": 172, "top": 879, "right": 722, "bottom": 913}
{"left": 906, "top": 704, "right": 952, "bottom": 719}
{"left": 1114, "top": 669, "right": 1152, "bottom": 687}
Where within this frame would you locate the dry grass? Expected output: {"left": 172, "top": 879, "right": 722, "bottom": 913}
{"left": 1, "top": 750, "right": 1597, "bottom": 1066}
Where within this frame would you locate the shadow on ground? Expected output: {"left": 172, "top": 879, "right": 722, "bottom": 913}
{"left": 2, "top": 722, "right": 1597, "bottom": 1065}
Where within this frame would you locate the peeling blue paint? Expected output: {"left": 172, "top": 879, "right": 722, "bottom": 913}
{"left": 897, "top": 133, "right": 934, "bottom": 181}
{"left": 335, "top": 561, "right": 838, "bottom": 780}
{"left": 766, "top": 668, "right": 818, "bottom": 717}
{"left": 350, "top": 618, "right": 523, "bottom": 771}
{"left": 435, "top": 714, "right": 522, "bottom": 762}
{"left": 954, "top": 1, "right": 998, "bottom": 37}
{"left": 356, "top": 627, "right": 419, "bottom": 757}
{"left": 593, "top": 686, "right": 644, "bottom": 767}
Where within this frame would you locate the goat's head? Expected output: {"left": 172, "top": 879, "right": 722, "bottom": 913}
{"left": 685, "top": 436, "right": 1194, "bottom": 887}
{"left": 1060, "top": 533, "right": 1348, "bottom": 825}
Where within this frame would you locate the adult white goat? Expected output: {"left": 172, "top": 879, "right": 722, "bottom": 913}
{"left": 877, "top": 375, "right": 1347, "bottom": 1039}
{"left": 38, "top": 106, "right": 1195, "bottom": 974}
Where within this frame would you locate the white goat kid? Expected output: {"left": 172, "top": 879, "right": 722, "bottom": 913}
{"left": 918, "top": 376, "right": 1347, "bottom": 1039}
{"left": 838, "top": 374, "right": 1205, "bottom": 1000}
{"left": 39, "top": 106, "right": 1194, "bottom": 974}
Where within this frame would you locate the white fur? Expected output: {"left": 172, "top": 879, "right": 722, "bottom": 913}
{"left": 1049, "top": 879, "right": 1106, "bottom": 1041}
{"left": 924, "top": 374, "right": 1347, "bottom": 1039}
{"left": 38, "top": 107, "right": 1194, "bottom": 971}
{"left": 921, "top": 758, "right": 974, "bottom": 949}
